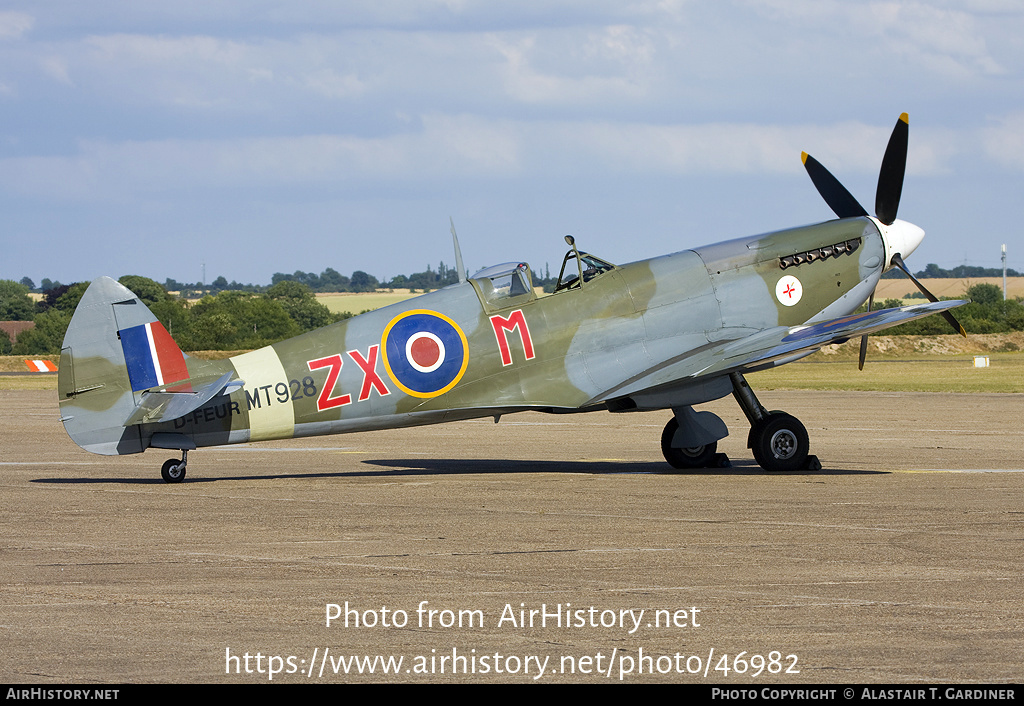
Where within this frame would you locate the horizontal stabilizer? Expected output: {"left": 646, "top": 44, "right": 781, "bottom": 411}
{"left": 123, "top": 371, "right": 243, "bottom": 426}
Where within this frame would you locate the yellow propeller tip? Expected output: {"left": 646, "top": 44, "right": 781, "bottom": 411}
{"left": 899, "top": 112, "right": 909, "bottom": 124}
{"left": 801, "top": 151, "right": 808, "bottom": 164}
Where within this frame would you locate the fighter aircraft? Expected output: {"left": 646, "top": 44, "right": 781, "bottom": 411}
{"left": 57, "top": 114, "right": 967, "bottom": 482}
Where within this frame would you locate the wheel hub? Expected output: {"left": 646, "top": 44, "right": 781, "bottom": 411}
{"left": 769, "top": 429, "right": 798, "bottom": 460}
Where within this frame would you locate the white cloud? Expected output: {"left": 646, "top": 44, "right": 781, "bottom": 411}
{"left": 981, "top": 112, "right": 1024, "bottom": 170}
{"left": 40, "top": 56, "right": 73, "bottom": 85}
{"left": 0, "top": 115, "right": 969, "bottom": 205}
{"left": 81, "top": 34, "right": 262, "bottom": 108}
{"left": 744, "top": 0, "right": 1006, "bottom": 78}
{"left": 0, "top": 11, "right": 33, "bottom": 40}
{"left": 300, "top": 68, "right": 365, "bottom": 98}
{"left": 492, "top": 30, "right": 652, "bottom": 105}
{"left": 0, "top": 117, "right": 518, "bottom": 200}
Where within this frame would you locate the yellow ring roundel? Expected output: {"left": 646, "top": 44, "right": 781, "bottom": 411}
{"left": 380, "top": 309, "right": 469, "bottom": 398}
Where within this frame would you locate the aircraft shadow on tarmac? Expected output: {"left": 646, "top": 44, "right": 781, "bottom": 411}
{"left": 31, "top": 459, "right": 887, "bottom": 485}
{"left": 360, "top": 458, "right": 887, "bottom": 477}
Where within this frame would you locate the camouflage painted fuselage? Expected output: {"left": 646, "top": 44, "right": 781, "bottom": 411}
{"left": 59, "top": 217, "right": 884, "bottom": 456}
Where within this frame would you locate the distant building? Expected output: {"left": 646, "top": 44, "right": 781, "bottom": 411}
{"left": 0, "top": 320, "right": 35, "bottom": 343}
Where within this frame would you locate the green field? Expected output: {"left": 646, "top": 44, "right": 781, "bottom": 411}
{"left": 316, "top": 290, "right": 419, "bottom": 315}
{"left": 749, "top": 353, "right": 1024, "bottom": 393}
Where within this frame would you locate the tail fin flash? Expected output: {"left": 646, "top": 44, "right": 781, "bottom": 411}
{"left": 119, "top": 320, "right": 190, "bottom": 392}
{"left": 58, "top": 277, "right": 188, "bottom": 455}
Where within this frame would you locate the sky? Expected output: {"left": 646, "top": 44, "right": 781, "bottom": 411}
{"left": 1, "top": 1, "right": 1023, "bottom": 287}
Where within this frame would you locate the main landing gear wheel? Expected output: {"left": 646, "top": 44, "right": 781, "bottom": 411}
{"left": 750, "top": 413, "right": 809, "bottom": 472}
{"left": 661, "top": 417, "right": 718, "bottom": 469}
{"left": 161, "top": 458, "right": 186, "bottom": 483}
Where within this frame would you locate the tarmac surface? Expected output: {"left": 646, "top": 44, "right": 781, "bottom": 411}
{"left": 1, "top": 389, "right": 1022, "bottom": 684}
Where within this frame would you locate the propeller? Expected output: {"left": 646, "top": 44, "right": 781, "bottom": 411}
{"left": 801, "top": 152, "right": 868, "bottom": 220}
{"left": 801, "top": 113, "right": 965, "bottom": 369}
{"left": 803, "top": 113, "right": 908, "bottom": 225}
{"left": 875, "top": 113, "right": 908, "bottom": 226}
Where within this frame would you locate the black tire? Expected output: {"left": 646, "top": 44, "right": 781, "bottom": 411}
{"left": 161, "top": 458, "right": 186, "bottom": 483}
{"left": 661, "top": 417, "right": 718, "bottom": 469}
{"left": 750, "top": 413, "right": 808, "bottom": 472}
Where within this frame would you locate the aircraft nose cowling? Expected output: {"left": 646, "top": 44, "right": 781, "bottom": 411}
{"left": 879, "top": 218, "right": 925, "bottom": 270}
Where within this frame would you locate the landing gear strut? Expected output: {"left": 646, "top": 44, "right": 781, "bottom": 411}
{"left": 161, "top": 450, "right": 187, "bottom": 483}
{"left": 730, "top": 372, "right": 820, "bottom": 472}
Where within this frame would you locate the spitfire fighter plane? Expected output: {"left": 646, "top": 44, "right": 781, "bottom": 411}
{"left": 58, "top": 114, "right": 967, "bottom": 482}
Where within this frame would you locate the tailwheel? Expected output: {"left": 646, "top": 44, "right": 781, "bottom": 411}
{"left": 161, "top": 452, "right": 187, "bottom": 483}
{"left": 750, "top": 412, "right": 809, "bottom": 472}
{"left": 661, "top": 417, "right": 718, "bottom": 469}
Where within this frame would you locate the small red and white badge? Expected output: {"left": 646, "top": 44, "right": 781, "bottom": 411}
{"left": 775, "top": 275, "right": 803, "bottom": 306}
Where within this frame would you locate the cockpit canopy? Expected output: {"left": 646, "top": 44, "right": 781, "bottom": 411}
{"left": 470, "top": 262, "right": 534, "bottom": 308}
{"left": 468, "top": 237, "right": 616, "bottom": 310}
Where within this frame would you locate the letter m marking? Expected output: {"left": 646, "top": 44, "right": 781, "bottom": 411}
{"left": 489, "top": 310, "right": 535, "bottom": 366}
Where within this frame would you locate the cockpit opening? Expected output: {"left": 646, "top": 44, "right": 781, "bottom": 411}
{"left": 554, "top": 235, "right": 615, "bottom": 292}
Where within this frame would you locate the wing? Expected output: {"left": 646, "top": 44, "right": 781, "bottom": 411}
{"left": 695, "top": 300, "right": 969, "bottom": 376}
{"left": 589, "top": 300, "right": 969, "bottom": 404}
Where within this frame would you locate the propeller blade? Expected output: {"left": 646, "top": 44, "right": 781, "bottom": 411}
{"left": 858, "top": 290, "right": 874, "bottom": 371}
{"left": 890, "top": 253, "right": 967, "bottom": 337}
{"left": 875, "top": 113, "right": 909, "bottom": 225}
{"left": 802, "top": 152, "right": 869, "bottom": 220}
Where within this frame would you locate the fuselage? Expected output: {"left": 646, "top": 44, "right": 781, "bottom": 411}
{"left": 58, "top": 214, "right": 904, "bottom": 457}
{"left": 110, "top": 216, "right": 886, "bottom": 454}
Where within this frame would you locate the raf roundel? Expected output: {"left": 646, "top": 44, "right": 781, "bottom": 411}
{"left": 381, "top": 310, "right": 469, "bottom": 398}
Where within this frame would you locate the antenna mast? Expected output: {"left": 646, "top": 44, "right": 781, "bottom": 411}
{"left": 450, "top": 217, "right": 467, "bottom": 284}
{"left": 1002, "top": 244, "right": 1007, "bottom": 301}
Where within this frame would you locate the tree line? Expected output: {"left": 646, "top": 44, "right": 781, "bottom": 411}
{"left": 2, "top": 275, "right": 1021, "bottom": 357}
{"left": 17, "top": 263, "right": 461, "bottom": 297}
{"left": 16, "top": 260, "right": 563, "bottom": 298}
{"left": 881, "top": 263, "right": 1021, "bottom": 279}
{"left": 2, "top": 261, "right": 550, "bottom": 355}
{"left": 880, "top": 283, "right": 1024, "bottom": 335}
{"left": 0, "top": 277, "right": 348, "bottom": 355}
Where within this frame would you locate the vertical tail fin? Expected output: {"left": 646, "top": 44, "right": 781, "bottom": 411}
{"left": 58, "top": 277, "right": 187, "bottom": 455}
